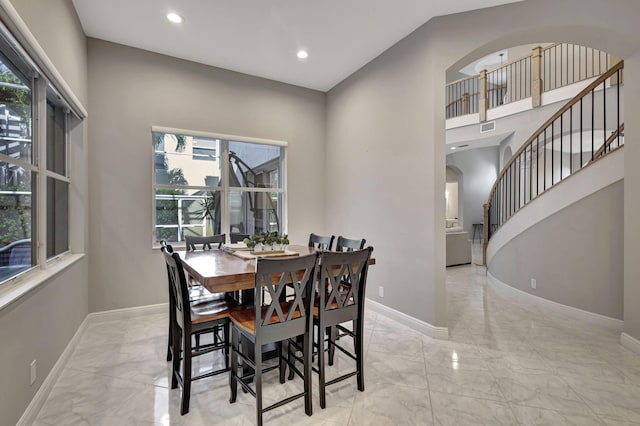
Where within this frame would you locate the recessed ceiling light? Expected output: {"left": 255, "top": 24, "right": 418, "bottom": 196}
{"left": 450, "top": 146, "right": 457, "bottom": 150}
{"left": 167, "top": 12, "right": 183, "bottom": 23}
{"left": 297, "top": 50, "right": 308, "bottom": 59}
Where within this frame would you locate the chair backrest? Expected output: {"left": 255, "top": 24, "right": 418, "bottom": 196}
{"left": 160, "top": 240, "right": 174, "bottom": 292}
{"left": 317, "top": 247, "right": 373, "bottom": 324}
{"left": 308, "top": 233, "right": 335, "bottom": 251}
{"left": 185, "top": 234, "right": 225, "bottom": 251}
{"left": 336, "top": 236, "right": 366, "bottom": 252}
{"left": 230, "top": 233, "right": 249, "bottom": 244}
{"left": 161, "top": 246, "right": 191, "bottom": 331}
{"left": 254, "top": 253, "right": 319, "bottom": 344}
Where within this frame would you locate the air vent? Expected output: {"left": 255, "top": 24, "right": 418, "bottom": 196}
{"left": 480, "top": 121, "right": 496, "bottom": 133}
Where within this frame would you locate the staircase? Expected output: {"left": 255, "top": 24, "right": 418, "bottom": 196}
{"left": 482, "top": 60, "right": 624, "bottom": 265}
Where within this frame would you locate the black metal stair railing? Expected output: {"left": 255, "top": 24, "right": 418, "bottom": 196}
{"left": 482, "top": 61, "right": 624, "bottom": 264}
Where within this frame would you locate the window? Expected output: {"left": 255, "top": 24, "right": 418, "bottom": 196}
{"left": 0, "top": 28, "right": 74, "bottom": 285}
{"left": 152, "top": 128, "right": 286, "bottom": 244}
{"left": 46, "top": 94, "right": 70, "bottom": 258}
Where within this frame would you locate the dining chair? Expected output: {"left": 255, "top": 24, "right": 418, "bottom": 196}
{"left": 184, "top": 234, "right": 232, "bottom": 348}
{"left": 161, "top": 245, "right": 239, "bottom": 415}
{"left": 160, "top": 240, "right": 176, "bottom": 362}
{"left": 328, "top": 236, "right": 367, "bottom": 356}
{"left": 335, "top": 235, "right": 366, "bottom": 251}
{"left": 228, "top": 253, "right": 319, "bottom": 426}
{"left": 308, "top": 233, "right": 335, "bottom": 250}
{"left": 185, "top": 234, "right": 225, "bottom": 251}
{"left": 230, "top": 233, "right": 249, "bottom": 243}
{"left": 313, "top": 247, "right": 373, "bottom": 408}
{"left": 184, "top": 234, "right": 226, "bottom": 300}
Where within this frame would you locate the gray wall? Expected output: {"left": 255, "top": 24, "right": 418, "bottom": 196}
{"left": 624, "top": 53, "right": 640, "bottom": 338}
{"left": 489, "top": 180, "right": 624, "bottom": 319}
{"left": 0, "top": 1, "right": 88, "bottom": 425}
{"left": 87, "top": 39, "right": 326, "bottom": 312}
{"left": 326, "top": 0, "right": 640, "bottom": 332}
{"left": 446, "top": 147, "right": 500, "bottom": 235}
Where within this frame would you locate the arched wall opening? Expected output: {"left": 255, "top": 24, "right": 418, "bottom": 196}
{"left": 436, "top": 1, "right": 640, "bottom": 342}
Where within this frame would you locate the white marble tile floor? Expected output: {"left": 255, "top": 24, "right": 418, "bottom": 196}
{"left": 33, "top": 265, "right": 640, "bottom": 425}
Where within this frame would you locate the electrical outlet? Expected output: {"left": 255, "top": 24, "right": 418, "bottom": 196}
{"left": 378, "top": 286, "right": 384, "bottom": 298}
{"left": 30, "top": 360, "right": 36, "bottom": 385}
{"left": 531, "top": 278, "right": 537, "bottom": 290}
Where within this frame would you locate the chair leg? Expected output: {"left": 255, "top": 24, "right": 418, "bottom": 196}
{"left": 355, "top": 319, "right": 364, "bottom": 392}
{"left": 303, "top": 329, "right": 313, "bottom": 416}
{"left": 166, "top": 319, "right": 173, "bottom": 362}
{"left": 181, "top": 333, "right": 192, "bottom": 415}
{"left": 328, "top": 326, "right": 337, "bottom": 366}
{"left": 287, "top": 339, "right": 293, "bottom": 380}
{"left": 195, "top": 333, "right": 200, "bottom": 350}
{"left": 229, "top": 326, "right": 238, "bottom": 404}
{"left": 224, "top": 323, "right": 230, "bottom": 370}
{"left": 171, "top": 327, "right": 181, "bottom": 389}
{"left": 167, "top": 307, "right": 175, "bottom": 362}
{"left": 279, "top": 341, "right": 286, "bottom": 384}
{"left": 317, "top": 323, "right": 327, "bottom": 409}
{"left": 255, "top": 343, "right": 263, "bottom": 426}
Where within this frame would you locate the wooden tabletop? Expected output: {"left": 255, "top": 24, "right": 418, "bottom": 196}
{"left": 178, "top": 244, "right": 316, "bottom": 293}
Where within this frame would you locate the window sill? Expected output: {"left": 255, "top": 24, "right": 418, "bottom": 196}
{"left": 0, "top": 253, "right": 86, "bottom": 311}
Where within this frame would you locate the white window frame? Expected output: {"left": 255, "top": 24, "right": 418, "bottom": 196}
{"left": 151, "top": 126, "right": 288, "bottom": 247}
{"left": 0, "top": 38, "right": 75, "bottom": 286}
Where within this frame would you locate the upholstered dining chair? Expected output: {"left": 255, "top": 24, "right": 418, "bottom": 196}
{"left": 161, "top": 245, "right": 238, "bottom": 415}
{"left": 308, "top": 233, "right": 335, "bottom": 251}
{"left": 228, "top": 253, "right": 319, "bottom": 426}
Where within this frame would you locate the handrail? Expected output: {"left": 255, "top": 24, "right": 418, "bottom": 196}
{"left": 589, "top": 123, "right": 624, "bottom": 164}
{"left": 489, "top": 60, "right": 623, "bottom": 190}
{"left": 483, "top": 60, "right": 624, "bottom": 263}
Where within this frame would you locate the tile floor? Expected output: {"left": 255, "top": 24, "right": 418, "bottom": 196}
{"left": 33, "top": 265, "right": 640, "bottom": 425}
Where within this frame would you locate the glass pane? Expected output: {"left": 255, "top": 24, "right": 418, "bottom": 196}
{"left": 155, "top": 189, "right": 222, "bottom": 243}
{"left": 0, "top": 60, "right": 32, "bottom": 164}
{"left": 0, "top": 160, "right": 34, "bottom": 282}
{"left": 153, "top": 132, "right": 221, "bottom": 186}
{"left": 46, "top": 99, "right": 67, "bottom": 175}
{"left": 46, "top": 177, "right": 68, "bottom": 258}
{"left": 228, "top": 141, "right": 281, "bottom": 189}
{"left": 230, "top": 190, "right": 282, "bottom": 235}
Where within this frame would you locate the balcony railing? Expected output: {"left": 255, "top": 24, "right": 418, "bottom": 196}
{"left": 482, "top": 61, "right": 624, "bottom": 264}
{"left": 446, "top": 44, "right": 620, "bottom": 121}
{"left": 446, "top": 75, "right": 479, "bottom": 119}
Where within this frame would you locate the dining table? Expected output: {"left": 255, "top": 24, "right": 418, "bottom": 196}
{"left": 177, "top": 243, "right": 375, "bottom": 379}
{"left": 178, "top": 244, "right": 317, "bottom": 296}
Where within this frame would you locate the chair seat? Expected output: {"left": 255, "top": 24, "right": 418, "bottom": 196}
{"left": 312, "top": 294, "right": 354, "bottom": 318}
{"left": 229, "top": 301, "right": 302, "bottom": 335}
{"left": 191, "top": 297, "right": 239, "bottom": 324}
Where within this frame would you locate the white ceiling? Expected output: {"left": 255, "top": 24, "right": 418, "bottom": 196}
{"left": 71, "top": 0, "right": 523, "bottom": 92}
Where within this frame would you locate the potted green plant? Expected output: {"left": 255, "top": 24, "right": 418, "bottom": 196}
{"left": 244, "top": 231, "right": 289, "bottom": 252}
{"left": 243, "top": 233, "right": 264, "bottom": 251}
{"left": 195, "top": 191, "right": 216, "bottom": 235}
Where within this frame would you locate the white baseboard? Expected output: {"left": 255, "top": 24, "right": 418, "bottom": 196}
{"left": 487, "top": 271, "right": 624, "bottom": 331}
{"left": 366, "top": 298, "right": 449, "bottom": 340}
{"left": 17, "top": 303, "right": 168, "bottom": 424}
{"left": 621, "top": 333, "right": 640, "bottom": 355}
{"left": 87, "top": 303, "right": 167, "bottom": 323}
{"left": 17, "top": 316, "right": 89, "bottom": 426}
